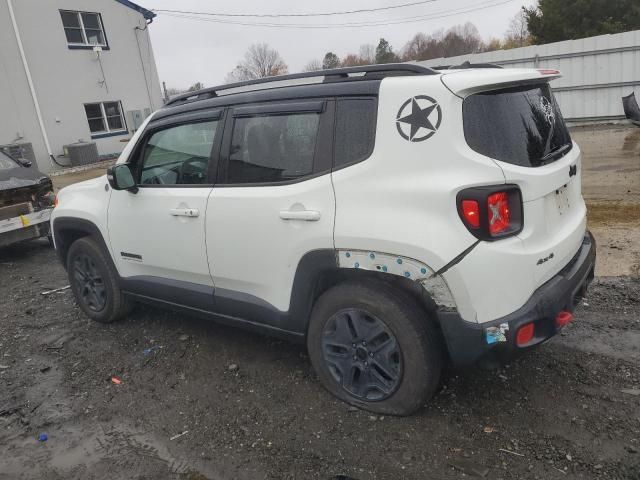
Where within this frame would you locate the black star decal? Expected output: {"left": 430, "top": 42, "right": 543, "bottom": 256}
{"left": 397, "top": 99, "right": 438, "bottom": 141}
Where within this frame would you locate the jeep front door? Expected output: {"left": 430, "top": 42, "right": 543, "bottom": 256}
{"left": 107, "top": 113, "right": 222, "bottom": 295}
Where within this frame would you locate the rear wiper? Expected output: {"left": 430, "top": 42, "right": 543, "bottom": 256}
{"left": 540, "top": 143, "right": 571, "bottom": 163}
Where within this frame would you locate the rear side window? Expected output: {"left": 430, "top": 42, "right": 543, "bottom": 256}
{"left": 463, "top": 84, "right": 572, "bottom": 167}
{"left": 334, "top": 98, "right": 377, "bottom": 168}
{"left": 225, "top": 113, "right": 319, "bottom": 184}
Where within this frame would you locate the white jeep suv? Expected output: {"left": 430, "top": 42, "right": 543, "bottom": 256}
{"left": 52, "top": 64, "right": 596, "bottom": 415}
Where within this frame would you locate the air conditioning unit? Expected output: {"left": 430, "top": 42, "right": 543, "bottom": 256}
{"left": 63, "top": 141, "right": 99, "bottom": 166}
{"left": 0, "top": 142, "right": 36, "bottom": 163}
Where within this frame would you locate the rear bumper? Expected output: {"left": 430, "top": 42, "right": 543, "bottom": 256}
{"left": 0, "top": 209, "right": 52, "bottom": 248}
{"left": 438, "top": 231, "right": 596, "bottom": 367}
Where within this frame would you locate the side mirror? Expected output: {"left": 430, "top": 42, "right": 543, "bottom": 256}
{"left": 17, "top": 158, "right": 32, "bottom": 168}
{"left": 107, "top": 164, "right": 137, "bottom": 192}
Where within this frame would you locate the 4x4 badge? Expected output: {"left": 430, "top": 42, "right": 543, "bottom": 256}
{"left": 396, "top": 96, "right": 442, "bottom": 142}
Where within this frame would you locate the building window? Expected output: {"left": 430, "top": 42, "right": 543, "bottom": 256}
{"left": 84, "top": 102, "right": 126, "bottom": 137}
{"left": 60, "top": 10, "right": 107, "bottom": 48}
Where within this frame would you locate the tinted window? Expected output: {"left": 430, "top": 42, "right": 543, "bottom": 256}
{"left": 334, "top": 98, "right": 377, "bottom": 168}
{"left": 140, "top": 121, "right": 218, "bottom": 185}
{"left": 463, "top": 84, "right": 572, "bottom": 167}
{"left": 0, "top": 151, "right": 18, "bottom": 170}
{"left": 225, "top": 113, "right": 319, "bottom": 184}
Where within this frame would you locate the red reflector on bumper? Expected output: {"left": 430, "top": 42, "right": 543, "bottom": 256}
{"left": 516, "top": 323, "right": 535, "bottom": 346}
{"left": 555, "top": 311, "right": 573, "bottom": 328}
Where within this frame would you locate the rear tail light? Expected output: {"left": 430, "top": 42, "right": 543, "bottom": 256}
{"left": 555, "top": 311, "right": 573, "bottom": 328}
{"left": 516, "top": 323, "right": 535, "bottom": 346}
{"left": 487, "top": 191, "right": 510, "bottom": 235}
{"left": 457, "top": 186, "right": 523, "bottom": 241}
{"left": 461, "top": 200, "right": 480, "bottom": 228}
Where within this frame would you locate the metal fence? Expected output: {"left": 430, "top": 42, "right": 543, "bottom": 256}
{"left": 417, "top": 29, "right": 640, "bottom": 123}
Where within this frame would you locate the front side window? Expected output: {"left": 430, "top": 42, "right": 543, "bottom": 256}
{"left": 84, "top": 102, "right": 126, "bottom": 136}
{"left": 139, "top": 121, "right": 218, "bottom": 186}
{"left": 463, "top": 83, "right": 572, "bottom": 167}
{"left": 60, "top": 10, "right": 107, "bottom": 47}
{"left": 225, "top": 113, "right": 319, "bottom": 184}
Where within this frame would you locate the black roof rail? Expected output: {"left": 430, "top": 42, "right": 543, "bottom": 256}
{"left": 431, "top": 61, "right": 503, "bottom": 70}
{"left": 165, "top": 63, "right": 438, "bottom": 107}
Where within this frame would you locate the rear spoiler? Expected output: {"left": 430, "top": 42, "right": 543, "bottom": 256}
{"left": 440, "top": 68, "right": 562, "bottom": 97}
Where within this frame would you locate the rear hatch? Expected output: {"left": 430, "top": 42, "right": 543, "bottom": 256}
{"left": 443, "top": 69, "right": 587, "bottom": 287}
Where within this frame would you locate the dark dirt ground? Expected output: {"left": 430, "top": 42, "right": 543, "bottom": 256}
{"left": 0, "top": 240, "right": 639, "bottom": 480}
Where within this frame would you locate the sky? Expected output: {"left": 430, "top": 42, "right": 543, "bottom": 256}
{"left": 140, "top": 0, "right": 537, "bottom": 90}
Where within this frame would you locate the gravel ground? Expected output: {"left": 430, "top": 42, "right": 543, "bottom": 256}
{"left": 0, "top": 240, "right": 639, "bottom": 480}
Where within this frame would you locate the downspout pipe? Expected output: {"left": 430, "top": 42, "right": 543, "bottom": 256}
{"left": 7, "top": 0, "right": 57, "bottom": 169}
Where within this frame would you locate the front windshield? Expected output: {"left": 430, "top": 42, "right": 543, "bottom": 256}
{"left": 0, "top": 150, "right": 19, "bottom": 170}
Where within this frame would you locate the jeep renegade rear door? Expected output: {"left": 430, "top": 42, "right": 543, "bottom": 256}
{"left": 205, "top": 100, "right": 335, "bottom": 326}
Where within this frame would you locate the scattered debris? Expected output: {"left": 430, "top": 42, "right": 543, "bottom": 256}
{"left": 449, "top": 460, "right": 489, "bottom": 478}
{"left": 0, "top": 365, "right": 9, "bottom": 370}
{"left": 228, "top": 364, "right": 239, "bottom": 372}
{"left": 41, "top": 285, "right": 70, "bottom": 296}
{"left": 554, "top": 467, "right": 567, "bottom": 475}
{"left": 111, "top": 376, "right": 122, "bottom": 385}
{"left": 38, "top": 433, "right": 48, "bottom": 442}
{"left": 622, "top": 92, "right": 640, "bottom": 127}
{"left": 40, "top": 366, "right": 51, "bottom": 373}
{"left": 170, "top": 430, "right": 189, "bottom": 441}
{"left": 483, "top": 426, "right": 496, "bottom": 433}
{"left": 178, "top": 334, "right": 189, "bottom": 341}
{"left": 499, "top": 448, "right": 525, "bottom": 457}
{"left": 621, "top": 388, "right": 640, "bottom": 396}
{"left": 143, "top": 345, "right": 162, "bottom": 355}
{"left": 347, "top": 406, "right": 358, "bottom": 412}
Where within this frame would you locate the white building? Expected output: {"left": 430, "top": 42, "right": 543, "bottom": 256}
{"left": 0, "top": 0, "right": 163, "bottom": 173}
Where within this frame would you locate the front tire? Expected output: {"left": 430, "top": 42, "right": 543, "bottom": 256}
{"left": 307, "top": 281, "right": 443, "bottom": 416}
{"left": 66, "top": 237, "right": 131, "bottom": 323}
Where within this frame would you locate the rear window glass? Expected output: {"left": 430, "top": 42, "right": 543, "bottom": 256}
{"left": 334, "top": 98, "right": 377, "bottom": 168}
{"left": 0, "top": 151, "right": 18, "bottom": 170}
{"left": 226, "top": 112, "right": 319, "bottom": 184}
{"left": 463, "top": 84, "right": 572, "bottom": 167}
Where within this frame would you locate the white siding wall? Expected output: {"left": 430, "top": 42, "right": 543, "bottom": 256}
{"left": 416, "top": 30, "right": 640, "bottom": 123}
{"left": 0, "top": 0, "right": 163, "bottom": 173}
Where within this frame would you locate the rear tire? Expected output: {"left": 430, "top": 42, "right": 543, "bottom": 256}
{"left": 307, "top": 280, "right": 443, "bottom": 416}
{"left": 66, "top": 237, "right": 131, "bottom": 324}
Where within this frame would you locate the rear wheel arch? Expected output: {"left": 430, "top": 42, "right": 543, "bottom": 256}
{"left": 290, "top": 250, "right": 442, "bottom": 337}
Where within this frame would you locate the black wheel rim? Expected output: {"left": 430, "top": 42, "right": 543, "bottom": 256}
{"left": 72, "top": 253, "right": 107, "bottom": 312}
{"left": 321, "top": 309, "right": 402, "bottom": 401}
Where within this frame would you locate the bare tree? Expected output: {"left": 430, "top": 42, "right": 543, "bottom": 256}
{"left": 358, "top": 44, "right": 375, "bottom": 64}
{"left": 187, "top": 82, "right": 204, "bottom": 92}
{"left": 504, "top": 8, "right": 531, "bottom": 48}
{"left": 341, "top": 54, "right": 368, "bottom": 67}
{"left": 322, "top": 52, "right": 340, "bottom": 69}
{"left": 226, "top": 43, "right": 288, "bottom": 82}
{"left": 303, "top": 59, "right": 322, "bottom": 72}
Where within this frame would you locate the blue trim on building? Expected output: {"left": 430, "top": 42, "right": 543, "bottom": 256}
{"left": 91, "top": 130, "right": 129, "bottom": 140}
{"left": 113, "top": 0, "right": 156, "bottom": 20}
